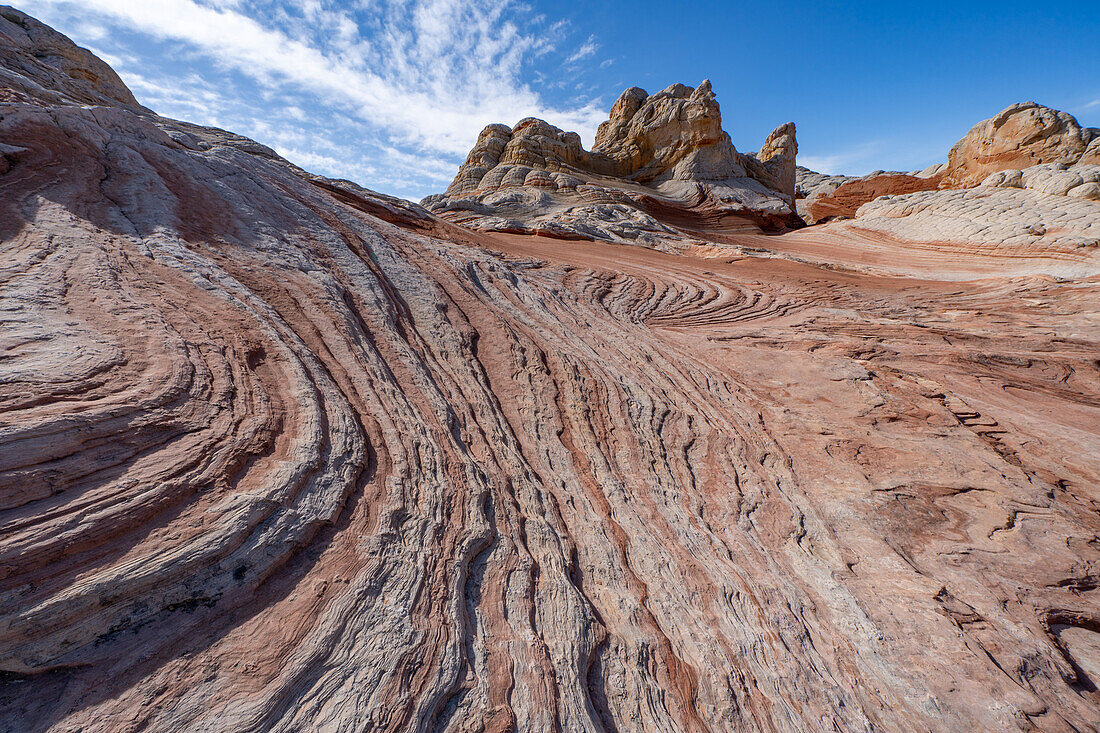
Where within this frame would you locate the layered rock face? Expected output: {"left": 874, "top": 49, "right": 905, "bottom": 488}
{"left": 591, "top": 80, "right": 747, "bottom": 183}
{"left": 2, "top": 9, "right": 1100, "bottom": 733}
{"left": 797, "top": 169, "right": 941, "bottom": 224}
{"left": 742, "top": 120, "right": 798, "bottom": 204}
{"left": 424, "top": 81, "right": 802, "bottom": 247}
{"left": 848, "top": 161, "right": 1100, "bottom": 251}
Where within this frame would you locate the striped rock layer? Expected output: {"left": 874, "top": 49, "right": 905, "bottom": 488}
{"left": 2, "top": 8, "right": 1100, "bottom": 733}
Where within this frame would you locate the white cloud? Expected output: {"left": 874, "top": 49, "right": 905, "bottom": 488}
{"left": 24, "top": 0, "right": 607, "bottom": 157}
{"left": 565, "top": 34, "right": 599, "bottom": 64}
{"left": 798, "top": 154, "right": 856, "bottom": 175}
{"left": 799, "top": 134, "right": 958, "bottom": 177}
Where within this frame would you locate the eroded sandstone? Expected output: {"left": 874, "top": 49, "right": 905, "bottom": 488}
{"left": 942, "top": 102, "right": 1099, "bottom": 188}
{"left": 802, "top": 103, "right": 1100, "bottom": 249}
{"left": 1, "top": 10, "right": 1099, "bottom": 733}
{"left": 423, "top": 80, "right": 803, "bottom": 247}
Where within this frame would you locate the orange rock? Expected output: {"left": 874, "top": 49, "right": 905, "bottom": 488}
{"left": 809, "top": 172, "right": 941, "bottom": 222}
{"left": 941, "top": 101, "right": 1097, "bottom": 187}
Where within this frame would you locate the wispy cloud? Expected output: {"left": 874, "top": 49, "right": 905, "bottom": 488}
{"left": 800, "top": 135, "right": 956, "bottom": 177}
{"left": 23, "top": 0, "right": 609, "bottom": 198}
{"left": 565, "top": 34, "right": 599, "bottom": 65}
{"left": 798, "top": 155, "right": 857, "bottom": 176}
{"left": 799, "top": 141, "right": 887, "bottom": 176}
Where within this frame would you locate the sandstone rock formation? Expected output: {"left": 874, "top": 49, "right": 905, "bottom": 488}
{"left": 2, "top": 9, "right": 1100, "bottom": 733}
{"left": 0, "top": 5, "right": 143, "bottom": 108}
{"left": 941, "top": 101, "right": 1100, "bottom": 188}
{"left": 841, "top": 160, "right": 1100, "bottom": 252}
{"left": 742, "top": 120, "right": 798, "bottom": 205}
{"left": 423, "top": 81, "right": 803, "bottom": 247}
{"left": 801, "top": 103, "right": 1100, "bottom": 245}
{"left": 794, "top": 166, "right": 852, "bottom": 221}
{"left": 799, "top": 170, "right": 941, "bottom": 224}
{"left": 980, "top": 161, "right": 1100, "bottom": 199}
{"left": 849, "top": 184, "right": 1100, "bottom": 252}
{"left": 914, "top": 161, "right": 947, "bottom": 178}
{"left": 591, "top": 80, "right": 744, "bottom": 182}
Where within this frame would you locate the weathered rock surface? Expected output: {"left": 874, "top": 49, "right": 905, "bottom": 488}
{"left": 423, "top": 81, "right": 803, "bottom": 246}
{"left": 980, "top": 162, "right": 1100, "bottom": 199}
{"left": 805, "top": 104, "right": 1100, "bottom": 246}
{"left": 592, "top": 80, "right": 743, "bottom": 182}
{"left": 794, "top": 167, "right": 940, "bottom": 225}
{"left": 0, "top": 6, "right": 143, "bottom": 109}
{"left": 849, "top": 185, "right": 1100, "bottom": 252}
{"left": 834, "top": 161, "right": 1100, "bottom": 250}
{"left": 914, "top": 161, "right": 947, "bottom": 178}
{"left": 742, "top": 121, "right": 798, "bottom": 205}
{"left": 806, "top": 172, "right": 941, "bottom": 223}
{"left": 941, "top": 102, "right": 1099, "bottom": 188}
{"left": 794, "top": 166, "right": 852, "bottom": 222}
{"left": 2, "top": 11, "right": 1100, "bottom": 733}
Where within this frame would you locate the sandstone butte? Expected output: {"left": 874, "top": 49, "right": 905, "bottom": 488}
{"left": 1, "top": 6, "right": 1099, "bottom": 732}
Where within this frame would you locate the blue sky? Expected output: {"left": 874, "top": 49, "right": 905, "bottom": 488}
{"left": 19, "top": 0, "right": 1100, "bottom": 201}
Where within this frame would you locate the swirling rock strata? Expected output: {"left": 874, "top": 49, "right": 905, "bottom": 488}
{"left": 2, "top": 9, "right": 1100, "bottom": 733}
{"left": 423, "top": 81, "right": 802, "bottom": 247}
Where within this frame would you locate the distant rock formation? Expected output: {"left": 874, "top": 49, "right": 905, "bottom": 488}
{"left": 423, "top": 81, "right": 803, "bottom": 247}
{"left": 798, "top": 102, "right": 1100, "bottom": 246}
{"left": 818, "top": 159, "right": 1100, "bottom": 251}
{"left": 941, "top": 102, "right": 1100, "bottom": 187}
{"left": 794, "top": 166, "right": 853, "bottom": 221}
{"left": 806, "top": 172, "right": 941, "bottom": 223}
{"left": 852, "top": 177, "right": 1100, "bottom": 251}
{"left": 851, "top": 160, "right": 1100, "bottom": 250}
{"left": 743, "top": 121, "right": 798, "bottom": 205}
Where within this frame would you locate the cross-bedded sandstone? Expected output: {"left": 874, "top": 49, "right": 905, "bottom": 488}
{"left": 1, "top": 8, "right": 1099, "bottom": 732}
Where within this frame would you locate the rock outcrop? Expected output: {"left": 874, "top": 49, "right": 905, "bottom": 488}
{"left": 844, "top": 161, "right": 1100, "bottom": 251}
{"left": 941, "top": 101, "right": 1099, "bottom": 188}
{"left": 743, "top": 121, "right": 798, "bottom": 204}
{"left": 851, "top": 184, "right": 1100, "bottom": 251}
{"left": 808, "top": 172, "right": 941, "bottom": 222}
{"left": 0, "top": 5, "right": 143, "bottom": 109}
{"left": 980, "top": 161, "right": 1100, "bottom": 199}
{"left": 794, "top": 166, "right": 853, "bottom": 221}
{"left": 914, "top": 161, "right": 947, "bottom": 178}
{"left": 424, "top": 81, "right": 803, "bottom": 247}
{"left": 591, "top": 80, "right": 746, "bottom": 183}
{"left": 803, "top": 103, "right": 1100, "bottom": 245}
{"left": 2, "top": 10, "right": 1100, "bottom": 733}
{"left": 794, "top": 167, "right": 941, "bottom": 225}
